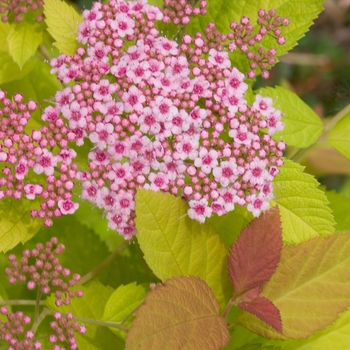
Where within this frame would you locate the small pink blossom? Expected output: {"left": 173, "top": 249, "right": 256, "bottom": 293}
{"left": 194, "top": 148, "right": 219, "bottom": 174}
{"left": 57, "top": 149, "right": 77, "bottom": 165}
{"left": 253, "top": 94, "right": 275, "bottom": 116}
{"left": 247, "top": 194, "right": 270, "bottom": 217}
{"left": 34, "top": 150, "right": 57, "bottom": 176}
{"left": 111, "top": 14, "right": 135, "bottom": 37}
{"left": 208, "top": 48, "right": 231, "bottom": 69}
{"left": 89, "top": 122, "right": 114, "bottom": 149}
{"left": 146, "top": 172, "right": 169, "bottom": 191}
{"left": 213, "top": 161, "right": 238, "bottom": 187}
{"left": 24, "top": 184, "right": 43, "bottom": 200}
{"left": 188, "top": 198, "right": 212, "bottom": 223}
{"left": 15, "top": 159, "right": 29, "bottom": 180}
{"left": 58, "top": 199, "right": 79, "bottom": 215}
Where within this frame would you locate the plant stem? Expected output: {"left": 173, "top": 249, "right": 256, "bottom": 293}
{"left": 77, "top": 241, "right": 128, "bottom": 285}
{"left": 0, "top": 300, "right": 45, "bottom": 306}
{"left": 34, "top": 290, "right": 42, "bottom": 324}
{"left": 72, "top": 315, "right": 129, "bottom": 333}
{"left": 39, "top": 44, "right": 52, "bottom": 62}
{"left": 222, "top": 296, "right": 236, "bottom": 318}
{"left": 31, "top": 308, "right": 51, "bottom": 334}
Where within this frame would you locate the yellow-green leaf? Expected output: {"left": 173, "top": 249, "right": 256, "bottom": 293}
{"left": 126, "top": 276, "right": 230, "bottom": 350}
{"left": 0, "top": 52, "right": 36, "bottom": 84}
{"left": 258, "top": 86, "right": 323, "bottom": 148}
{"left": 6, "top": 21, "right": 43, "bottom": 68}
{"left": 102, "top": 283, "right": 148, "bottom": 339}
{"left": 0, "top": 21, "right": 10, "bottom": 50}
{"left": 328, "top": 112, "right": 350, "bottom": 160}
{"left": 236, "top": 233, "right": 350, "bottom": 340}
{"left": 44, "top": 0, "right": 83, "bottom": 55}
{"left": 273, "top": 159, "right": 335, "bottom": 243}
{"left": 0, "top": 198, "right": 41, "bottom": 253}
{"left": 135, "top": 189, "right": 232, "bottom": 309}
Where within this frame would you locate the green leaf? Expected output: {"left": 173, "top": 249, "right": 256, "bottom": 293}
{"left": 258, "top": 86, "right": 323, "bottom": 148}
{"left": 236, "top": 345, "right": 282, "bottom": 350}
{"left": 6, "top": 21, "right": 43, "bottom": 68}
{"left": 126, "top": 276, "right": 230, "bottom": 350}
{"left": 0, "top": 60, "right": 61, "bottom": 121}
{"left": 208, "top": 205, "right": 253, "bottom": 249}
{"left": 273, "top": 159, "right": 335, "bottom": 243}
{"left": 0, "top": 197, "right": 41, "bottom": 253}
{"left": 281, "top": 307, "right": 350, "bottom": 349}
{"left": 328, "top": 112, "right": 350, "bottom": 160}
{"left": 326, "top": 191, "right": 350, "bottom": 232}
{"left": 44, "top": 0, "right": 83, "bottom": 55}
{"left": 46, "top": 281, "right": 125, "bottom": 349}
{"left": 188, "top": 0, "right": 324, "bottom": 73}
{"left": 0, "top": 21, "right": 10, "bottom": 49}
{"left": 135, "top": 189, "right": 232, "bottom": 309}
{"left": 0, "top": 52, "right": 36, "bottom": 84}
{"left": 236, "top": 233, "right": 350, "bottom": 340}
{"left": 102, "top": 283, "right": 148, "bottom": 339}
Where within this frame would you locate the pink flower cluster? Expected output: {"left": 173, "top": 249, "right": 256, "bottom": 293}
{"left": 0, "top": 0, "right": 288, "bottom": 239}
{"left": 0, "top": 0, "right": 44, "bottom": 23}
{"left": 43, "top": 0, "right": 287, "bottom": 238}
{"left": 0, "top": 90, "right": 80, "bottom": 227}
{"left": 5, "top": 237, "right": 83, "bottom": 307}
{"left": 0, "top": 307, "right": 41, "bottom": 350}
{"left": 49, "top": 312, "right": 86, "bottom": 350}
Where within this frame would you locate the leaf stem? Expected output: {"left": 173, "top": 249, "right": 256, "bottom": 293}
{"left": 31, "top": 308, "right": 51, "bottom": 334}
{"left": 34, "top": 290, "right": 43, "bottom": 324}
{"left": 222, "top": 296, "right": 236, "bottom": 318}
{"left": 77, "top": 241, "right": 128, "bottom": 285}
{"left": 0, "top": 300, "right": 45, "bottom": 306}
{"left": 72, "top": 315, "right": 129, "bottom": 333}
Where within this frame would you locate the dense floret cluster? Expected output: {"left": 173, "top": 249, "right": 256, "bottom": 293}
{"left": 5, "top": 237, "right": 83, "bottom": 307}
{"left": 0, "top": 0, "right": 288, "bottom": 239}
{"left": 0, "top": 0, "right": 44, "bottom": 23}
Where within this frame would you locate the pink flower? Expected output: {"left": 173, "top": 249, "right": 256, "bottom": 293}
{"left": 127, "top": 61, "right": 151, "bottom": 83}
{"left": 88, "top": 149, "right": 110, "bottom": 166}
{"left": 225, "top": 68, "right": 248, "bottom": 96}
{"left": 15, "top": 159, "right": 29, "bottom": 180}
{"left": 146, "top": 172, "right": 169, "bottom": 191}
{"left": 24, "top": 184, "right": 43, "bottom": 200}
{"left": 91, "top": 80, "right": 116, "bottom": 102}
{"left": 218, "top": 188, "right": 239, "bottom": 212}
{"left": 34, "top": 149, "right": 57, "bottom": 176}
{"left": 57, "top": 149, "right": 77, "bottom": 165}
{"left": 247, "top": 194, "right": 270, "bottom": 217}
{"left": 89, "top": 122, "right": 114, "bottom": 149}
{"left": 62, "top": 101, "right": 88, "bottom": 129}
{"left": 153, "top": 96, "right": 178, "bottom": 122}
{"left": 42, "top": 106, "right": 60, "bottom": 123}
{"left": 165, "top": 56, "right": 190, "bottom": 78}
{"left": 208, "top": 48, "right": 231, "bottom": 69}
{"left": 243, "top": 158, "right": 269, "bottom": 186}
{"left": 253, "top": 95, "right": 275, "bottom": 117}
{"left": 115, "top": 192, "right": 135, "bottom": 215}
{"left": 164, "top": 110, "right": 190, "bottom": 135}
{"left": 213, "top": 161, "right": 238, "bottom": 187}
{"left": 194, "top": 148, "right": 219, "bottom": 174}
{"left": 175, "top": 134, "right": 199, "bottom": 160}
{"left": 96, "top": 187, "right": 117, "bottom": 210}
{"left": 108, "top": 162, "right": 133, "bottom": 185}
{"left": 229, "top": 124, "right": 258, "bottom": 146}
{"left": 111, "top": 14, "right": 135, "bottom": 37}
{"left": 106, "top": 211, "right": 128, "bottom": 230}
{"left": 81, "top": 181, "right": 99, "bottom": 202}
{"left": 266, "top": 110, "right": 284, "bottom": 135}
{"left": 122, "top": 86, "right": 145, "bottom": 112}
{"left": 58, "top": 199, "right": 79, "bottom": 215}
{"left": 154, "top": 37, "right": 179, "bottom": 56}
{"left": 138, "top": 107, "right": 161, "bottom": 135}
{"left": 188, "top": 198, "right": 212, "bottom": 223}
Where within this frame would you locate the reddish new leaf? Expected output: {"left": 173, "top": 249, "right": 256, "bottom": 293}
{"left": 238, "top": 295, "right": 282, "bottom": 333}
{"left": 228, "top": 207, "right": 282, "bottom": 296}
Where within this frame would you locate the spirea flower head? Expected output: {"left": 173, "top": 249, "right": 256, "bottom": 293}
{"left": 0, "top": 0, "right": 289, "bottom": 240}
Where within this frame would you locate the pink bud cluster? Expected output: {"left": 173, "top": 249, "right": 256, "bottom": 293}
{"left": 0, "top": 307, "right": 41, "bottom": 350}
{"left": 162, "top": 0, "right": 207, "bottom": 25}
{"left": 0, "top": 89, "right": 80, "bottom": 227}
{"left": 37, "top": 0, "right": 287, "bottom": 239}
{"left": 5, "top": 237, "right": 83, "bottom": 307}
{"left": 49, "top": 312, "right": 86, "bottom": 350}
{"left": 227, "top": 9, "right": 290, "bottom": 79}
{"left": 0, "top": 0, "right": 44, "bottom": 23}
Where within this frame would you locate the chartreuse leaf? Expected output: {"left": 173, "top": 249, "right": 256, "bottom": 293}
{"left": 126, "top": 276, "right": 230, "bottom": 350}
{"left": 102, "top": 283, "right": 148, "bottom": 339}
{"left": 0, "top": 52, "right": 36, "bottom": 84}
{"left": 281, "top": 307, "right": 350, "bottom": 349}
{"left": 45, "top": 281, "right": 124, "bottom": 349}
{"left": 258, "top": 86, "right": 323, "bottom": 148}
{"left": 44, "top": 0, "right": 83, "bottom": 55}
{"left": 135, "top": 189, "right": 232, "bottom": 309}
{"left": 0, "top": 22, "right": 10, "bottom": 49}
{"left": 6, "top": 21, "right": 43, "bottom": 68}
{"left": 0, "top": 198, "right": 41, "bottom": 253}
{"left": 327, "top": 112, "right": 350, "bottom": 160}
{"left": 208, "top": 205, "right": 253, "bottom": 249}
{"left": 236, "top": 346, "right": 282, "bottom": 350}
{"left": 188, "top": 0, "right": 324, "bottom": 73}
{"left": 235, "top": 233, "right": 350, "bottom": 340}
{"left": 273, "top": 159, "right": 335, "bottom": 243}
{"left": 326, "top": 191, "right": 350, "bottom": 232}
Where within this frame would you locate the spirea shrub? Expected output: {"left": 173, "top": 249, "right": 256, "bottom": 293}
{"left": 0, "top": 0, "right": 349, "bottom": 349}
